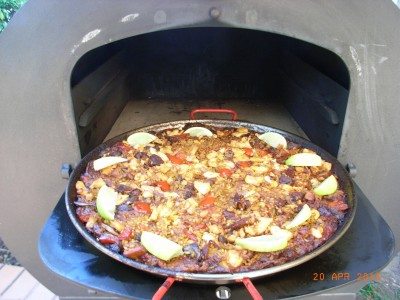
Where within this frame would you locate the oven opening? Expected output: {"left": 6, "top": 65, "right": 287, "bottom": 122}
{"left": 71, "top": 27, "right": 350, "bottom": 156}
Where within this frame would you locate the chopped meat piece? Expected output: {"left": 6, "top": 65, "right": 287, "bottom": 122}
{"left": 233, "top": 193, "right": 250, "bottom": 210}
{"left": 134, "top": 151, "right": 148, "bottom": 160}
{"left": 226, "top": 217, "right": 252, "bottom": 231}
{"left": 183, "top": 183, "right": 195, "bottom": 199}
{"left": 223, "top": 210, "right": 237, "bottom": 220}
{"left": 124, "top": 246, "right": 146, "bottom": 259}
{"left": 224, "top": 149, "right": 234, "bottom": 160}
{"left": 279, "top": 174, "right": 292, "bottom": 185}
{"left": 148, "top": 154, "right": 163, "bottom": 166}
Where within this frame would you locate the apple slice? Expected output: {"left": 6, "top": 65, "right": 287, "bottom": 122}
{"left": 285, "top": 153, "right": 322, "bottom": 167}
{"left": 93, "top": 156, "right": 128, "bottom": 171}
{"left": 235, "top": 234, "right": 289, "bottom": 252}
{"left": 184, "top": 127, "right": 213, "bottom": 137}
{"left": 127, "top": 132, "right": 157, "bottom": 146}
{"left": 286, "top": 204, "right": 312, "bottom": 229}
{"left": 140, "top": 231, "right": 183, "bottom": 261}
{"left": 258, "top": 132, "right": 287, "bottom": 148}
{"left": 313, "top": 175, "right": 338, "bottom": 196}
{"left": 96, "top": 185, "right": 118, "bottom": 220}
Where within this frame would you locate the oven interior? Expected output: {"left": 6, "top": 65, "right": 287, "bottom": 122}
{"left": 71, "top": 27, "right": 350, "bottom": 155}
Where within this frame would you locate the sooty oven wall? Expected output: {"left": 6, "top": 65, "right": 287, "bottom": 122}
{"left": 72, "top": 28, "right": 350, "bottom": 157}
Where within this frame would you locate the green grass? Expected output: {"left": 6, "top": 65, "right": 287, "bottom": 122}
{"left": 0, "top": 0, "right": 28, "bottom": 32}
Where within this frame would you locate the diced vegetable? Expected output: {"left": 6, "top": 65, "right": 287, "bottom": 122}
{"left": 218, "top": 168, "right": 233, "bottom": 177}
{"left": 140, "top": 231, "right": 183, "bottom": 261}
{"left": 133, "top": 201, "right": 152, "bottom": 214}
{"left": 226, "top": 250, "right": 243, "bottom": 268}
{"left": 199, "top": 195, "right": 216, "bottom": 207}
{"left": 194, "top": 181, "right": 211, "bottom": 195}
{"left": 257, "top": 149, "right": 268, "bottom": 157}
{"left": 311, "top": 228, "right": 322, "bottom": 239}
{"left": 237, "top": 161, "right": 252, "bottom": 168}
{"left": 93, "top": 156, "right": 128, "bottom": 171}
{"left": 96, "top": 185, "right": 118, "bottom": 220}
{"left": 285, "top": 204, "right": 312, "bottom": 229}
{"left": 184, "top": 127, "right": 213, "bottom": 137}
{"left": 245, "top": 175, "right": 264, "bottom": 186}
{"left": 203, "top": 171, "right": 219, "bottom": 179}
{"left": 244, "top": 148, "right": 254, "bottom": 156}
{"left": 167, "top": 154, "right": 186, "bottom": 164}
{"left": 313, "top": 175, "right": 338, "bottom": 196}
{"left": 127, "top": 132, "right": 157, "bottom": 146}
{"left": 156, "top": 181, "right": 171, "bottom": 192}
{"left": 285, "top": 153, "right": 322, "bottom": 167}
{"left": 258, "top": 132, "right": 287, "bottom": 148}
{"left": 256, "top": 217, "right": 273, "bottom": 234}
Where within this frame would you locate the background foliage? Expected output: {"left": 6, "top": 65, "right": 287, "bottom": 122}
{"left": 0, "top": 0, "right": 27, "bottom": 32}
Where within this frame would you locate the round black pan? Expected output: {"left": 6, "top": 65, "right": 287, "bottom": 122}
{"left": 65, "top": 119, "right": 356, "bottom": 284}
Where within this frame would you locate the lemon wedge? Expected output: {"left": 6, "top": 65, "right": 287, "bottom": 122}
{"left": 285, "top": 153, "right": 322, "bottom": 166}
{"left": 235, "top": 234, "right": 289, "bottom": 252}
{"left": 96, "top": 185, "right": 118, "bottom": 220}
{"left": 286, "top": 204, "right": 312, "bottom": 229}
{"left": 258, "top": 132, "right": 287, "bottom": 148}
{"left": 184, "top": 127, "right": 213, "bottom": 137}
{"left": 127, "top": 132, "right": 157, "bottom": 146}
{"left": 140, "top": 231, "right": 183, "bottom": 261}
{"left": 93, "top": 156, "right": 128, "bottom": 171}
{"left": 314, "top": 175, "right": 338, "bottom": 196}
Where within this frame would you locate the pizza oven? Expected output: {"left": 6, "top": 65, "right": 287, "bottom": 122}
{"left": 0, "top": 0, "right": 398, "bottom": 299}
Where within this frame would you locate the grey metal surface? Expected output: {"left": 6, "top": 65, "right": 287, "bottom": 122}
{"left": 0, "top": 0, "right": 399, "bottom": 297}
{"left": 106, "top": 100, "right": 307, "bottom": 140}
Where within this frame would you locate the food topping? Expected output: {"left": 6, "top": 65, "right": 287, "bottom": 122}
{"left": 75, "top": 126, "right": 348, "bottom": 272}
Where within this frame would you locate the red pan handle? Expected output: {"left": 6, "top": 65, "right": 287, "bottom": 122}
{"left": 152, "top": 277, "right": 176, "bottom": 300}
{"left": 241, "top": 278, "right": 264, "bottom": 300}
{"left": 190, "top": 108, "right": 238, "bottom": 120}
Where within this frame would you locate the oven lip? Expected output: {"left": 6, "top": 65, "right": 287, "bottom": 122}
{"left": 65, "top": 119, "right": 356, "bottom": 284}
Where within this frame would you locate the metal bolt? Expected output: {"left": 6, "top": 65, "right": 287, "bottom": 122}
{"left": 215, "top": 286, "right": 231, "bottom": 299}
{"left": 87, "top": 289, "right": 98, "bottom": 295}
{"left": 346, "top": 163, "right": 357, "bottom": 178}
{"left": 210, "top": 7, "right": 221, "bottom": 19}
{"left": 61, "top": 163, "right": 73, "bottom": 179}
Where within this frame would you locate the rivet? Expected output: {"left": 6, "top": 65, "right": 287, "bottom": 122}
{"left": 210, "top": 7, "right": 221, "bottom": 19}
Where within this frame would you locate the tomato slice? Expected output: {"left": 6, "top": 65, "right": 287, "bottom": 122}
{"left": 167, "top": 154, "right": 186, "bottom": 164}
{"left": 156, "top": 180, "right": 171, "bottom": 192}
{"left": 133, "top": 201, "right": 152, "bottom": 214}
{"left": 244, "top": 148, "right": 254, "bottom": 156}
{"left": 237, "top": 161, "right": 252, "bottom": 168}
{"left": 218, "top": 168, "right": 233, "bottom": 177}
{"left": 199, "top": 195, "right": 216, "bottom": 207}
{"left": 118, "top": 227, "right": 132, "bottom": 240}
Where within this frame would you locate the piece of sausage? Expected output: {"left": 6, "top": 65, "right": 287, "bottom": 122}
{"left": 148, "top": 154, "right": 164, "bottom": 166}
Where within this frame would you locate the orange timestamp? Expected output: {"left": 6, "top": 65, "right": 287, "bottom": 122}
{"left": 312, "top": 272, "right": 381, "bottom": 281}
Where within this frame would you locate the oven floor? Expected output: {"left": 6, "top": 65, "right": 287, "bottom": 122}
{"left": 105, "top": 99, "right": 307, "bottom": 140}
